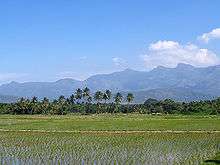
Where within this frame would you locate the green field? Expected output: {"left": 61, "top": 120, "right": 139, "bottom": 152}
{"left": 0, "top": 114, "right": 219, "bottom": 164}
{"left": 0, "top": 114, "right": 219, "bottom": 131}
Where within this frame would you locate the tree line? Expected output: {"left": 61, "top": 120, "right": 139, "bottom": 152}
{"left": 0, "top": 87, "right": 219, "bottom": 115}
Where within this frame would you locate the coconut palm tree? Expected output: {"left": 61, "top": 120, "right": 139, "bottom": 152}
{"left": 30, "top": 96, "right": 39, "bottom": 114}
{"left": 75, "top": 88, "right": 82, "bottom": 104}
{"left": 106, "top": 90, "right": 112, "bottom": 101}
{"left": 113, "top": 92, "right": 123, "bottom": 113}
{"left": 42, "top": 97, "right": 49, "bottom": 104}
{"left": 42, "top": 97, "right": 50, "bottom": 114}
{"left": 94, "top": 91, "right": 103, "bottom": 103}
{"left": 17, "top": 97, "right": 29, "bottom": 114}
{"left": 126, "top": 93, "right": 134, "bottom": 104}
{"left": 103, "top": 93, "right": 108, "bottom": 104}
{"left": 31, "top": 96, "right": 38, "bottom": 104}
{"left": 94, "top": 91, "right": 103, "bottom": 113}
{"left": 87, "top": 96, "right": 93, "bottom": 103}
{"left": 69, "top": 94, "right": 75, "bottom": 104}
{"left": 58, "top": 95, "right": 66, "bottom": 104}
{"left": 83, "top": 87, "right": 90, "bottom": 103}
{"left": 114, "top": 92, "right": 123, "bottom": 105}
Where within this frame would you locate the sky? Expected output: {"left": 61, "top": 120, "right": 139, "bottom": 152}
{"left": 0, "top": 0, "right": 220, "bottom": 84}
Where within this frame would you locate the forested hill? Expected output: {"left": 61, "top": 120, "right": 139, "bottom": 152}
{"left": 0, "top": 63, "right": 220, "bottom": 102}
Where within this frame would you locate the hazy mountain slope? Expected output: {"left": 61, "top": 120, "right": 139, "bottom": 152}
{"left": 85, "top": 64, "right": 220, "bottom": 93}
{"left": 0, "top": 95, "right": 19, "bottom": 103}
{"left": 192, "top": 65, "right": 220, "bottom": 96}
{"left": 0, "top": 79, "right": 82, "bottom": 99}
{"left": 84, "top": 69, "right": 147, "bottom": 91}
{"left": 129, "top": 88, "right": 215, "bottom": 103}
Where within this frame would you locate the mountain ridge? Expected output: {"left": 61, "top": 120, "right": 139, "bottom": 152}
{"left": 0, "top": 63, "right": 219, "bottom": 102}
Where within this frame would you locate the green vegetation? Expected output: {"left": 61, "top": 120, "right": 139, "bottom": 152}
{"left": 0, "top": 87, "right": 220, "bottom": 115}
{"left": 0, "top": 87, "right": 219, "bottom": 164}
{"left": 0, "top": 131, "right": 219, "bottom": 164}
{"left": 0, "top": 114, "right": 219, "bottom": 131}
{"left": 0, "top": 115, "right": 219, "bottom": 164}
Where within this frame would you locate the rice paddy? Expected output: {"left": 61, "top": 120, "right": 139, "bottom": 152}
{"left": 0, "top": 114, "right": 219, "bottom": 131}
{"left": 0, "top": 115, "right": 219, "bottom": 164}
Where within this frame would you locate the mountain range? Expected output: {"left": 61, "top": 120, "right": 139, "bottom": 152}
{"left": 0, "top": 63, "right": 219, "bottom": 103}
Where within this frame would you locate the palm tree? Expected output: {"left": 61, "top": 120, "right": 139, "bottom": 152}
{"left": 103, "top": 90, "right": 112, "bottom": 103}
{"left": 58, "top": 95, "right": 68, "bottom": 115}
{"left": 114, "top": 92, "right": 123, "bottom": 105}
{"left": 83, "top": 87, "right": 90, "bottom": 103}
{"left": 31, "top": 96, "right": 38, "bottom": 104}
{"left": 69, "top": 94, "right": 75, "bottom": 104}
{"left": 75, "top": 88, "right": 82, "bottom": 104}
{"left": 94, "top": 91, "right": 103, "bottom": 103}
{"left": 17, "top": 97, "right": 28, "bottom": 114}
{"left": 106, "top": 90, "right": 112, "bottom": 101}
{"left": 87, "top": 96, "right": 93, "bottom": 103}
{"left": 113, "top": 92, "right": 123, "bottom": 113}
{"left": 58, "top": 95, "right": 66, "bottom": 104}
{"left": 42, "top": 97, "right": 49, "bottom": 104}
{"left": 126, "top": 93, "right": 134, "bottom": 104}
{"left": 103, "top": 93, "right": 108, "bottom": 103}
{"left": 94, "top": 91, "right": 103, "bottom": 113}
{"left": 42, "top": 97, "right": 50, "bottom": 114}
{"left": 30, "top": 96, "right": 39, "bottom": 114}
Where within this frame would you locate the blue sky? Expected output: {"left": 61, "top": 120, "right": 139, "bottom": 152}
{"left": 0, "top": 0, "right": 220, "bottom": 83}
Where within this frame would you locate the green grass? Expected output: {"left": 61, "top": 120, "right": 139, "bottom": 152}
{"left": 0, "top": 114, "right": 219, "bottom": 131}
{"left": 0, "top": 114, "right": 219, "bottom": 164}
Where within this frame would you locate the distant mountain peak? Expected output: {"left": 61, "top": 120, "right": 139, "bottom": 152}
{"left": 124, "top": 68, "right": 133, "bottom": 71}
{"left": 10, "top": 81, "right": 19, "bottom": 84}
{"left": 155, "top": 65, "right": 167, "bottom": 70}
{"left": 122, "top": 68, "right": 137, "bottom": 72}
{"left": 153, "top": 63, "right": 194, "bottom": 70}
{"left": 55, "top": 78, "right": 79, "bottom": 83}
{"left": 6, "top": 81, "right": 19, "bottom": 86}
{"left": 176, "top": 63, "right": 194, "bottom": 69}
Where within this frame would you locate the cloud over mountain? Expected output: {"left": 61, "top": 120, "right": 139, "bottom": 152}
{"left": 143, "top": 40, "right": 220, "bottom": 69}
{"left": 112, "top": 57, "right": 127, "bottom": 68}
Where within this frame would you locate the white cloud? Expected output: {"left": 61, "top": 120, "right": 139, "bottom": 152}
{"left": 198, "top": 28, "right": 220, "bottom": 43}
{"left": 142, "top": 40, "right": 220, "bottom": 69}
{"left": 79, "top": 56, "right": 87, "bottom": 61}
{"left": 149, "top": 40, "right": 179, "bottom": 50}
{"left": 112, "top": 57, "right": 127, "bottom": 68}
